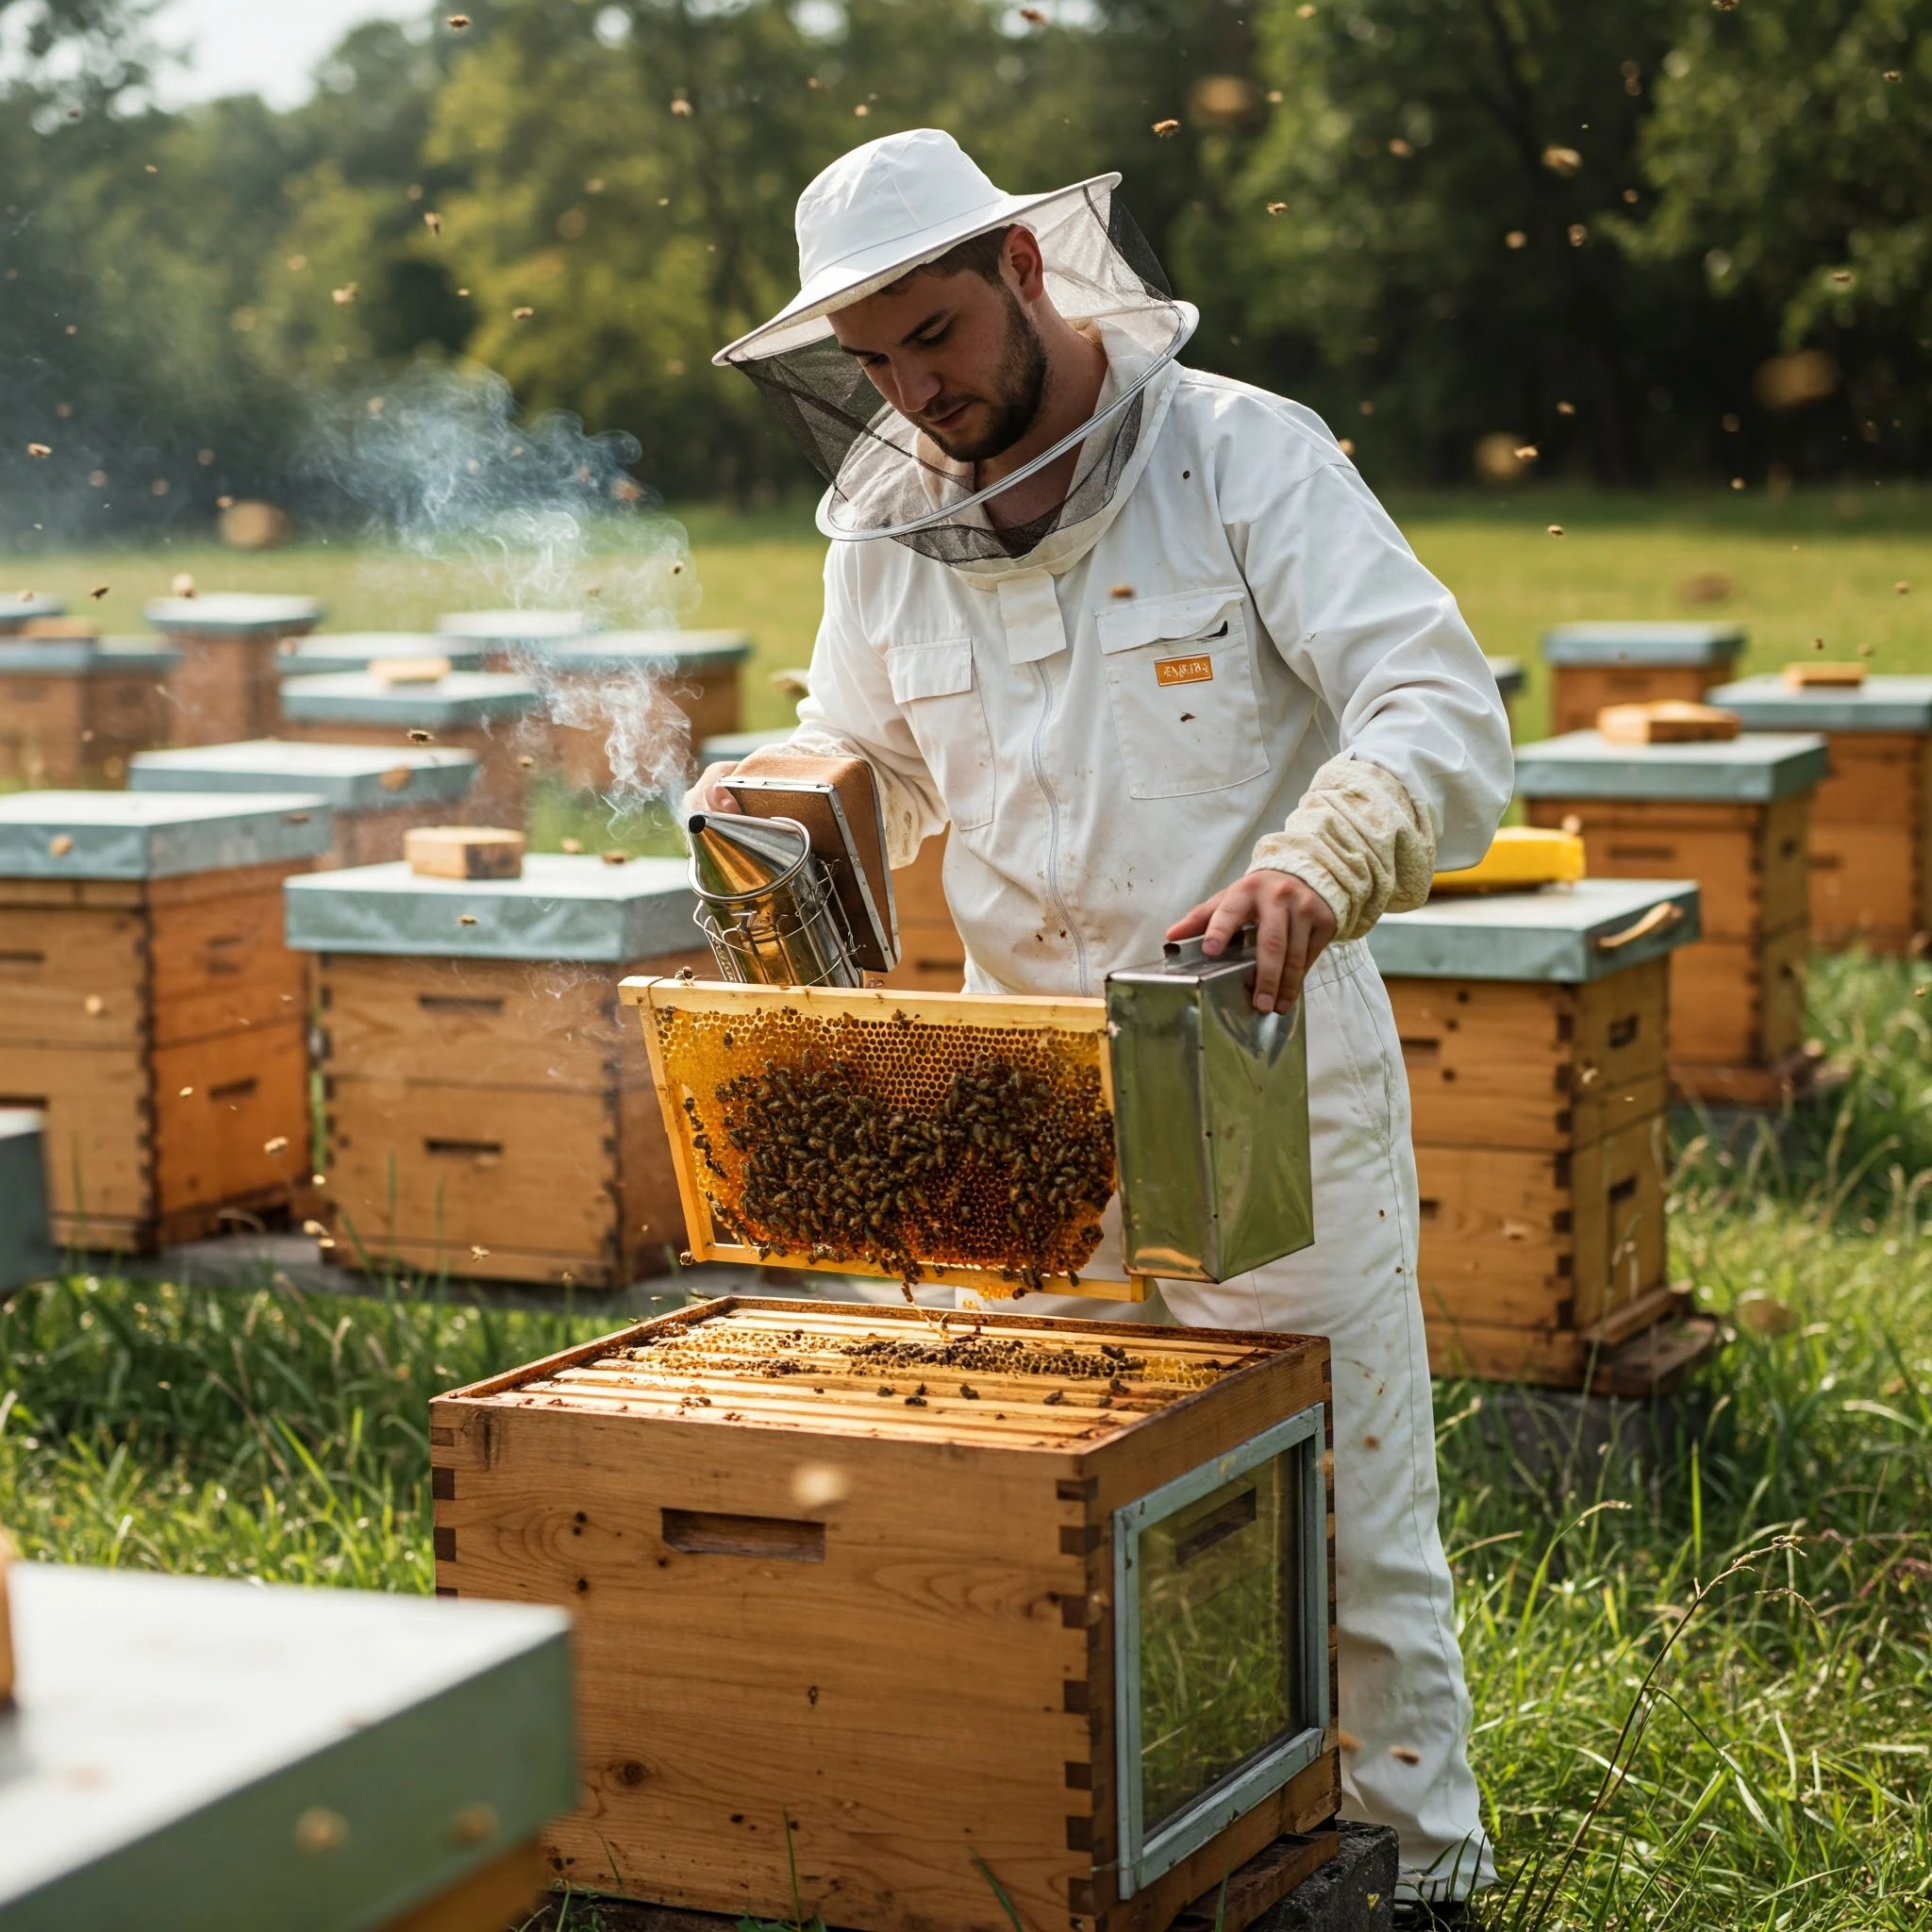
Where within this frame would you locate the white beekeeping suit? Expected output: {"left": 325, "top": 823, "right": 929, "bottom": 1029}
{"left": 713, "top": 128, "right": 1513, "bottom": 1909}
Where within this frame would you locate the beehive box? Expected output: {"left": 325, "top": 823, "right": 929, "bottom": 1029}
{"left": 144, "top": 593, "right": 323, "bottom": 745}
{"left": 1541, "top": 622, "right": 1745, "bottom": 736}
{"left": 130, "top": 740, "right": 483, "bottom": 868}
{"left": 1708, "top": 672, "right": 1932, "bottom": 952}
{"left": 436, "top": 608, "right": 597, "bottom": 665}
{"left": 432, "top": 1298, "right": 1339, "bottom": 1932}
{"left": 0, "top": 591, "right": 65, "bottom": 634}
{"left": 288, "top": 853, "right": 709, "bottom": 1287}
{"left": 0, "top": 637, "right": 180, "bottom": 785}
{"left": 279, "top": 670, "right": 542, "bottom": 827}
{"left": 1515, "top": 730, "right": 1828, "bottom": 1105}
{"left": 0, "top": 791, "right": 330, "bottom": 1249}
{"left": 544, "top": 630, "right": 753, "bottom": 789}
{"left": 0, "top": 1108, "right": 58, "bottom": 1291}
{"left": 1368, "top": 878, "right": 1719, "bottom": 1390}
{"left": 1486, "top": 655, "right": 1524, "bottom": 734}
{"left": 1, "top": 1563, "right": 573, "bottom": 1931}
{"left": 277, "top": 631, "right": 491, "bottom": 678}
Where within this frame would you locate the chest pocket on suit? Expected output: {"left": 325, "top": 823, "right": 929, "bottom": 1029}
{"left": 1095, "top": 585, "right": 1271, "bottom": 801}
{"left": 886, "top": 637, "right": 996, "bottom": 831}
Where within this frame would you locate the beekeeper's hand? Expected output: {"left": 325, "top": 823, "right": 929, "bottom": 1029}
{"left": 684, "top": 760, "right": 742, "bottom": 816}
{"left": 1166, "top": 871, "right": 1338, "bottom": 1014}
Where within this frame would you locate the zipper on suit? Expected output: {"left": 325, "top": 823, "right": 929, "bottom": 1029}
{"left": 1028, "top": 654, "right": 1091, "bottom": 995}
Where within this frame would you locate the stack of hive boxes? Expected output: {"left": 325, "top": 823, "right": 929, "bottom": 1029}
{"left": 145, "top": 594, "right": 322, "bottom": 744}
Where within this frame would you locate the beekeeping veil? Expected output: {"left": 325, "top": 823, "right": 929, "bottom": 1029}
{"left": 714, "top": 129, "right": 1196, "bottom": 565}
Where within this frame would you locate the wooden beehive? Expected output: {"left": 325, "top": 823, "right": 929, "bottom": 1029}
{"left": 0, "top": 791, "right": 330, "bottom": 1250}
{"left": 1369, "top": 878, "right": 1720, "bottom": 1390}
{"left": 544, "top": 631, "right": 753, "bottom": 790}
{"left": 0, "top": 591, "right": 65, "bottom": 635}
{"left": 288, "top": 852, "right": 710, "bottom": 1287}
{"left": 0, "top": 638, "right": 180, "bottom": 786}
{"left": 435, "top": 608, "right": 596, "bottom": 665}
{"left": 278, "top": 670, "right": 542, "bottom": 827}
{"left": 130, "top": 741, "right": 484, "bottom": 869}
{"left": 432, "top": 1298, "right": 1340, "bottom": 1932}
{"left": 1515, "top": 729, "right": 1827, "bottom": 1106}
{"left": 1709, "top": 671, "right": 1932, "bottom": 953}
{"left": 144, "top": 593, "right": 322, "bottom": 745}
{"left": 1541, "top": 622, "right": 1745, "bottom": 737}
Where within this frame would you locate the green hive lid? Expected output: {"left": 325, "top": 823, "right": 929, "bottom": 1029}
{"left": 0, "top": 591, "right": 65, "bottom": 631}
{"left": 143, "top": 593, "right": 324, "bottom": 635}
{"left": 129, "top": 741, "right": 479, "bottom": 811}
{"left": 1486, "top": 655, "right": 1525, "bottom": 701}
{"left": 1707, "top": 673, "right": 1932, "bottom": 735}
{"left": 1513, "top": 729, "right": 1828, "bottom": 802}
{"left": 277, "top": 631, "right": 489, "bottom": 676}
{"left": 0, "top": 791, "right": 332, "bottom": 879}
{"left": 0, "top": 1106, "right": 56, "bottom": 1292}
{"left": 0, "top": 1564, "right": 572, "bottom": 1927}
{"left": 435, "top": 608, "right": 599, "bottom": 645}
{"left": 1541, "top": 621, "right": 1746, "bottom": 668}
{"left": 0, "top": 640, "right": 181, "bottom": 675}
{"left": 279, "top": 669, "right": 541, "bottom": 727}
{"left": 544, "top": 628, "right": 753, "bottom": 673}
{"left": 286, "top": 853, "right": 697, "bottom": 960}
{"left": 699, "top": 725, "right": 792, "bottom": 762}
{"left": 1369, "top": 878, "right": 1703, "bottom": 983}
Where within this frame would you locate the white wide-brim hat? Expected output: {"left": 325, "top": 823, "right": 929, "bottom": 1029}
{"left": 715, "top": 128, "right": 1120, "bottom": 365}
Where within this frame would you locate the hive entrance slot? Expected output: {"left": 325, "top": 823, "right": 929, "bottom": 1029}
{"left": 417, "top": 993, "right": 507, "bottom": 1015}
{"left": 425, "top": 1136, "right": 505, "bottom": 1158}
{"left": 0, "top": 949, "right": 45, "bottom": 972}
{"left": 1607, "top": 1015, "right": 1641, "bottom": 1049}
{"left": 208, "top": 1077, "right": 257, "bottom": 1103}
{"left": 661, "top": 1508, "right": 826, "bottom": 1562}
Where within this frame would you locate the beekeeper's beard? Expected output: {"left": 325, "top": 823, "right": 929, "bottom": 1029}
{"left": 913, "top": 281, "right": 1050, "bottom": 466}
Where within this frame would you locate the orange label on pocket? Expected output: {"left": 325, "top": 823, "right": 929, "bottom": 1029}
{"left": 1155, "top": 654, "right": 1214, "bottom": 687}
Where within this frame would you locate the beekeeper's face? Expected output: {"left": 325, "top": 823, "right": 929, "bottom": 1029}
{"left": 830, "top": 227, "right": 1050, "bottom": 463}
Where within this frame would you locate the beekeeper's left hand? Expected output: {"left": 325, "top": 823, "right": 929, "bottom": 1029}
{"left": 1166, "top": 872, "right": 1337, "bottom": 1014}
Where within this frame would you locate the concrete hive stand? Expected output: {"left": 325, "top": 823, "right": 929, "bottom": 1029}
{"left": 144, "top": 592, "right": 323, "bottom": 744}
{"left": 0, "top": 637, "right": 181, "bottom": 786}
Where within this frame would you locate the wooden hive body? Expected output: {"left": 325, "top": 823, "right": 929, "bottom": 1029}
{"left": 146, "top": 595, "right": 323, "bottom": 747}
{"left": 0, "top": 643, "right": 179, "bottom": 786}
{"left": 290, "top": 856, "right": 709, "bottom": 1287}
{"left": 882, "top": 829, "right": 970, "bottom": 992}
{"left": 542, "top": 632, "right": 752, "bottom": 791}
{"left": 0, "top": 793, "right": 329, "bottom": 1249}
{"left": 431, "top": 1298, "right": 1339, "bottom": 1932}
{"left": 1541, "top": 623, "right": 1745, "bottom": 737}
{"left": 1369, "top": 879, "right": 1716, "bottom": 1390}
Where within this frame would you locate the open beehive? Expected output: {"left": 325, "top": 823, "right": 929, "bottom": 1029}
{"left": 432, "top": 1297, "right": 1338, "bottom": 1932}
{"left": 623, "top": 977, "right": 1148, "bottom": 1300}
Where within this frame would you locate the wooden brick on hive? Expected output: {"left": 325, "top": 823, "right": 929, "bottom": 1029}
{"left": 1541, "top": 622, "right": 1744, "bottom": 736}
{"left": 0, "top": 637, "right": 180, "bottom": 786}
{"left": 431, "top": 1297, "right": 1340, "bottom": 1932}
{"left": 1515, "top": 728, "right": 1827, "bottom": 1107}
{"left": 145, "top": 593, "right": 322, "bottom": 745}
{"left": 130, "top": 740, "right": 484, "bottom": 869}
{"left": 543, "top": 631, "right": 753, "bottom": 791}
{"left": 287, "top": 852, "right": 709, "bottom": 1287}
{"left": 0, "top": 791, "right": 330, "bottom": 1250}
{"left": 1709, "top": 671, "right": 1932, "bottom": 953}
{"left": 1369, "top": 878, "right": 1719, "bottom": 1390}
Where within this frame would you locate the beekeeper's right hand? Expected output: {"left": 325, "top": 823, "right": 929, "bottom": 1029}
{"left": 684, "top": 761, "right": 742, "bottom": 816}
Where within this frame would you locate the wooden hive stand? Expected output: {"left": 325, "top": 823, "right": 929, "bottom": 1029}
{"left": 0, "top": 791, "right": 330, "bottom": 1251}
{"left": 544, "top": 632, "right": 753, "bottom": 791}
{"left": 144, "top": 593, "right": 323, "bottom": 745}
{"left": 1514, "top": 727, "right": 1828, "bottom": 1107}
{"left": 1709, "top": 668, "right": 1932, "bottom": 955}
{"left": 1369, "top": 877, "right": 1720, "bottom": 1390}
{"left": 130, "top": 741, "right": 485, "bottom": 870}
{"left": 432, "top": 1298, "right": 1341, "bottom": 1932}
{"left": 278, "top": 669, "right": 542, "bottom": 828}
{"left": 287, "top": 839, "right": 711, "bottom": 1288}
{"left": 0, "top": 634, "right": 180, "bottom": 787}
{"left": 1541, "top": 622, "right": 1745, "bottom": 737}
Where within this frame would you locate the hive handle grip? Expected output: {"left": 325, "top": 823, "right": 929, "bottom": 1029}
{"left": 1593, "top": 902, "right": 1685, "bottom": 953}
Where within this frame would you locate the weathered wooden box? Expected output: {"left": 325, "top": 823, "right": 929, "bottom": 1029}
{"left": 130, "top": 740, "right": 483, "bottom": 869}
{"left": 432, "top": 1298, "right": 1340, "bottom": 1932}
{"left": 1541, "top": 622, "right": 1745, "bottom": 736}
{"left": 1710, "top": 673, "right": 1932, "bottom": 953}
{"left": 288, "top": 853, "right": 709, "bottom": 1286}
{"left": 1515, "top": 730, "right": 1827, "bottom": 1105}
{"left": 545, "top": 630, "right": 753, "bottom": 790}
{"left": 145, "top": 593, "right": 322, "bottom": 745}
{"left": 0, "top": 637, "right": 180, "bottom": 786}
{"left": 0, "top": 791, "right": 330, "bottom": 1249}
{"left": 279, "top": 670, "right": 542, "bottom": 828}
{"left": 1369, "top": 879, "right": 1719, "bottom": 1390}
{"left": 0, "top": 1107, "right": 58, "bottom": 1290}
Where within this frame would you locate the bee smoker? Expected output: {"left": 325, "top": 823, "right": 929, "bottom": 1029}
{"left": 1106, "top": 928, "right": 1315, "bottom": 1281}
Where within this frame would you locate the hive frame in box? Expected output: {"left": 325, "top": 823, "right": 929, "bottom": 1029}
{"left": 622, "top": 974, "right": 1154, "bottom": 1301}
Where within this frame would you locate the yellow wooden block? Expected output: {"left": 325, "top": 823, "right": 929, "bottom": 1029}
{"left": 1431, "top": 826, "right": 1587, "bottom": 894}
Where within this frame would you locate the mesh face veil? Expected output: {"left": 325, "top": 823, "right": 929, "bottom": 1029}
{"left": 717, "top": 171, "right": 1195, "bottom": 565}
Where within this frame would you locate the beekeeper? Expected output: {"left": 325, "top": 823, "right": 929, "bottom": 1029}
{"left": 692, "top": 129, "right": 1512, "bottom": 1923}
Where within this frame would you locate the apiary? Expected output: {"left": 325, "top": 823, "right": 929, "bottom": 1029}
{"left": 0, "top": 1562, "right": 573, "bottom": 1931}
{"left": 0, "top": 1108, "right": 58, "bottom": 1291}
{"left": 432, "top": 1296, "right": 1339, "bottom": 1932}
{"left": 278, "top": 669, "right": 542, "bottom": 826}
{"left": 1515, "top": 727, "right": 1828, "bottom": 1105}
{"left": 143, "top": 592, "right": 323, "bottom": 745}
{"left": 1368, "top": 876, "right": 1719, "bottom": 1390}
{"left": 435, "top": 608, "right": 597, "bottom": 665}
{"left": 0, "top": 791, "right": 330, "bottom": 1250}
{"left": 1486, "top": 655, "right": 1524, "bottom": 734}
{"left": 1541, "top": 622, "right": 1746, "bottom": 736}
{"left": 543, "top": 630, "right": 754, "bottom": 788}
{"left": 287, "top": 841, "right": 708, "bottom": 1287}
{"left": 0, "top": 591, "right": 64, "bottom": 634}
{"left": 277, "top": 630, "right": 491, "bottom": 678}
{"left": 130, "top": 740, "right": 483, "bottom": 868}
{"left": 1707, "top": 668, "right": 1932, "bottom": 953}
{"left": 0, "top": 635, "right": 180, "bottom": 785}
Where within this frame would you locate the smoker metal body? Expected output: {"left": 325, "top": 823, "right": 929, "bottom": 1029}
{"left": 1107, "top": 931, "right": 1315, "bottom": 1282}
{"left": 686, "top": 811, "right": 866, "bottom": 989}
